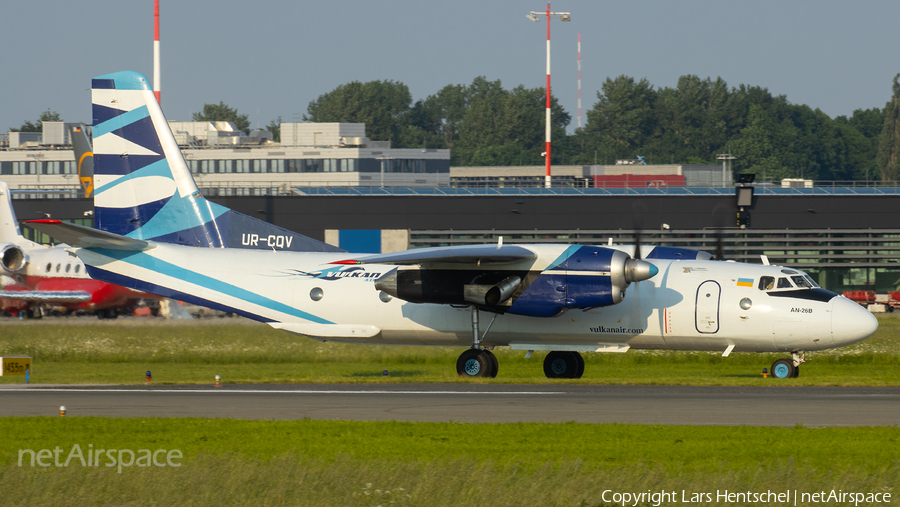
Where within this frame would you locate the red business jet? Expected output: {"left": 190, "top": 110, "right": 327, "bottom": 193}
{"left": 0, "top": 181, "right": 157, "bottom": 318}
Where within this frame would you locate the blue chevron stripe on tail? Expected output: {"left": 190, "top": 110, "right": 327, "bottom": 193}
{"left": 91, "top": 71, "right": 342, "bottom": 252}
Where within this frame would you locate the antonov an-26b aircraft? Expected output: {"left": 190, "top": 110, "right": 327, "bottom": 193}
{"left": 29, "top": 71, "right": 878, "bottom": 380}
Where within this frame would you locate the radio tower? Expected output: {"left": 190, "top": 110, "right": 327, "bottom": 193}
{"left": 577, "top": 33, "right": 582, "bottom": 130}
{"left": 153, "top": 0, "right": 161, "bottom": 104}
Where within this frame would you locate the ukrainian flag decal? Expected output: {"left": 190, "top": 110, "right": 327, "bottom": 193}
{"left": 737, "top": 278, "right": 754, "bottom": 287}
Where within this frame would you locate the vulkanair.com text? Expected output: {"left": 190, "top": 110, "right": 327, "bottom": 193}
{"left": 19, "top": 445, "right": 182, "bottom": 473}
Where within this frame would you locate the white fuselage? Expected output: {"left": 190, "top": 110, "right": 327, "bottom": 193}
{"left": 73, "top": 243, "right": 877, "bottom": 354}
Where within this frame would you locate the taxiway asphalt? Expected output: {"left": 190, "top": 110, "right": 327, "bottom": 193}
{"left": 1, "top": 384, "right": 898, "bottom": 426}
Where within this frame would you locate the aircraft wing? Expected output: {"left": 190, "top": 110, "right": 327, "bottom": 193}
{"left": 329, "top": 244, "right": 537, "bottom": 266}
{"left": 0, "top": 290, "right": 92, "bottom": 303}
{"left": 25, "top": 220, "right": 152, "bottom": 251}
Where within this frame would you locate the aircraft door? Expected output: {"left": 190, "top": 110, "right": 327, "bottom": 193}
{"left": 695, "top": 280, "right": 721, "bottom": 334}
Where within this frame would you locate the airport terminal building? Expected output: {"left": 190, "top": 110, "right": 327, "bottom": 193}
{"left": 0, "top": 122, "right": 452, "bottom": 195}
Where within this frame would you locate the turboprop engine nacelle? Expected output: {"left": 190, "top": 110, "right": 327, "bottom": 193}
{"left": 558, "top": 247, "right": 657, "bottom": 307}
{"left": 463, "top": 276, "right": 522, "bottom": 306}
{"left": 506, "top": 246, "right": 659, "bottom": 318}
{"left": 374, "top": 269, "right": 526, "bottom": 308}
{"left": 0, "top": 244, "right": 27, "bottom": 274}
{"left": 374, "top": 246, "right": 658, "bottom": 318}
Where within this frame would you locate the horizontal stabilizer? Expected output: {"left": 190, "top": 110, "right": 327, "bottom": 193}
{"left": 269, "top": 322, "right": 381, "bottom": 339}
{"left": 0, "top": 290, "right": 92, "bottom": 303}
{"left": 25, "top": 220, "right": 152, "bottom": 251}
{"left": 331, "top": 244, "right": 536, "bottom": 266}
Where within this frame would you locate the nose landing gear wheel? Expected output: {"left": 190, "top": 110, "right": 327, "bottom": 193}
{"left": 543, "top": 351, "right": 584, "bottom": 379}
{"left": 771, "top": 358, "right": 796, "bottom": 379}
{"left": 456, "top": 348, "right": 497, "bottom": 378}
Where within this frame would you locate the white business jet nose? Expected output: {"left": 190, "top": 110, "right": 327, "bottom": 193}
{"left": 831, "top": 296, "right": 878, "bottom": 347}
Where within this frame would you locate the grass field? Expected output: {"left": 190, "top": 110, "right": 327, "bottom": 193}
{"left": 0, "top": 417, "right": 897, "bottom": 506}
{"left": 1, "top": 314, "right": 899, "bottom": 386}
{"left": 2, "top": 318, "right": 898, "bottom": 505}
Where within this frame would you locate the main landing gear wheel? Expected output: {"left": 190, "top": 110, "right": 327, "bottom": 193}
{"left": 485, "top": 349, "right": 499, "bottom": 378}
{"left": 573, "top": 352, "right": 585, "bottom": 378}
{"left": 457, "top": 349, "right": 497, "bottom": 378}
{"left": 771, "top": 358, "right": 796, "bottom": 379}
{"left": 543, "top": 351, "right": 584, "bottom": 379}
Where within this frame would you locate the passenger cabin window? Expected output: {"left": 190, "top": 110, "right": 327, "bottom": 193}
{"left": 45, "top": 263, "right": 52, "bottom": 273}
{"left": 777, "top": 277, "right": 793, "bottom": 289}
{"left": 759, "top": 276, "right": 775, "bottom": 290}
{"left": 56, "top": 263, "right": 61, "bottom": 273}
{"left": 75, "top": 265, "right": 80, "bottom": 274}
{"left": 65, "top": 264, "right": 71, "bottom": 273}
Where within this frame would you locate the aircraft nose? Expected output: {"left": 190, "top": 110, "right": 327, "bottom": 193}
{"left": 831, "top": 296, "right": 878, "bottom": 346}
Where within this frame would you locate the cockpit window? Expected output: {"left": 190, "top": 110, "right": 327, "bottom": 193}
{"left": 804, "top": 275, "right": 820, "bottom": 288}
{"left": 759, "top": 276, "right": 775, "bottom": 290}
{"left": 777, "top": 277, "right": 793, "bottom": 289}
{"left": 791, "top": 275, "right": 813, "bottom": 289}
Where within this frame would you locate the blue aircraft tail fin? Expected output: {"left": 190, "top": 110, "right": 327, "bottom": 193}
{"left": 91, "top": 71, "right": 342, "bottom": 252}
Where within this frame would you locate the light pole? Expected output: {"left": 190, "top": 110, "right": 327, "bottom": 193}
{"left": 527, "top": 4, "right": 571, "bottom": 188}
{"left": 717, "top": 153, "right": 736, "bottom": 187}
{"left": 377, "top": 156, "right": 393, "bottom": 188}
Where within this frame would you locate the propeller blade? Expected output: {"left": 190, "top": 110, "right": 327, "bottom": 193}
{"left": 715, "top": 229, "right": 725, "bottom": 261}
{"left": 633, "top": 228, "right": 642, "bottom": 260}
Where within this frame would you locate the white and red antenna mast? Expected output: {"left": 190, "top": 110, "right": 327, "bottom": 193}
{"left": 153, "top": 0, "right": 161, "bottom": 104}
{"left": 544, "top": 3, "right": 551, "bottom": 188}
{"left": 577, "top": 33, "right": 582, "bottom": 130}
{"left": 527, "top": 4, "right": 571, "bottom": 188}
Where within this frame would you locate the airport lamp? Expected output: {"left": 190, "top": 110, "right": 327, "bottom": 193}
{"left": 527, "top": 4, "right": 571, "bottom": 188}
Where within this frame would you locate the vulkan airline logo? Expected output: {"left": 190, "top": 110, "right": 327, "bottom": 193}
{"left": 287, "top": 266, "right": 382, "bottom": 281}
{"left": 242, "top": 233, "right": 293, "bottom": 249}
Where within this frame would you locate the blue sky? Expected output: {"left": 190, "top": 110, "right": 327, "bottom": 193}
{"left": 2, "top": 0, "right": 899, "bottom": 134}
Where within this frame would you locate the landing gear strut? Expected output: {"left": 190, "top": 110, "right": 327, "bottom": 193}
{"left": 96, "top": 308, "right": 118, "bottom": 320}
{"left": 24, "top": 306, "right": 44, "bottom": 320}
{"left": 771, "top": 351, "right": 804, "bottom": 379}
{"left": 543, "top": 351, "right": 585, "bottom": 379}
{"left": 456, "top": 308, "right": 499, "bottom": 378}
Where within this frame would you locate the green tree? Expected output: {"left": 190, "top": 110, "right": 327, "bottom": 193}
{"left": 396, "top": 98, "right": 445, "bottom": 149}
{"left": 876, "top": 74, "right": 900, "bottom": 181}
{"left": 266, "top": 117, "right": 281, "bottom": 143}
{"left": 731, "top": 104, "right": 792, "bottom": 181}
{"left": 305, "top": 80, "right": 412, "bottom": 146}
{"left": 452, "top": 77, "right": 570, "bottom": 166}
{"left": 837, "top": 107, "right": 885, "bottom": 140}
{"left": 417, "top": 84, "right": 468, "bottom": 150}
{"left": 835, "top": 108, "right": 883, "bottom": 180}
{"left": 10, "top": 109, "right": 61, "bottom": 132}
{"left": 652, "top": 76, "right": 741, "bottom": 162}
{"left": 193, "top": 102, "right": 250, "bottom": 134}
{"left": 582, "top": 76, "right": 657, "bottom": 163}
